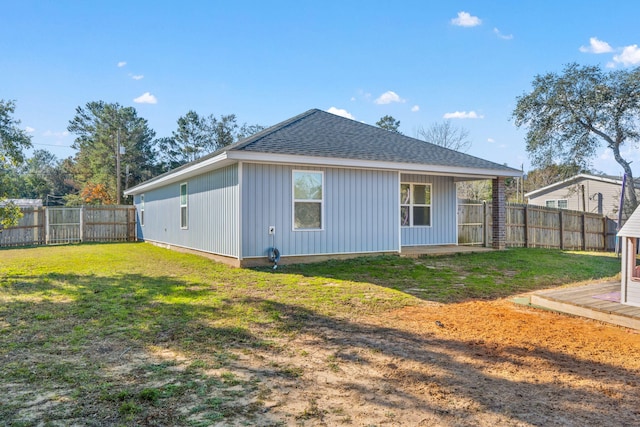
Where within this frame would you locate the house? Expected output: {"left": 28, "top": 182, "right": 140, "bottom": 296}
{"left": 124, "top": 109, "right": 521, "bottom": 267}
{"left": 617, "top": 206, "right": 640, "bottom": 306}
{"left": 0, "top": 199, "right": 43, "bottom": 208}
{"left": 525, "top": 173, "right": 640, "bottom": 219}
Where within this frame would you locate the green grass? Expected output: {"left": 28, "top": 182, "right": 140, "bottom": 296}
{"left": 0, "top": 243, "right": 621, "bottom": 425}
{"left": 283, "top": 249, "right": 620, "bottom": 302}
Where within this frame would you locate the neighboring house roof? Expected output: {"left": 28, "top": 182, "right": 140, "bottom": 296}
{"left": 126, "top": 109, "right": 521, "bottom": 195}
{"left": 0, "top": 198, "right": 43, "bottom": 207}
{"left": 525, "top": 173, "right": 636, "bottom": 199}
{"left": 618, "top": 205, "right": 640, "bottom": 237}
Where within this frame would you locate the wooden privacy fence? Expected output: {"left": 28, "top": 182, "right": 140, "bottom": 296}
{"left": 0, "top": 205, "right": 136, "bottom": 247}
{"left": 458, "top": 202, "right": 618, "bottom": 251}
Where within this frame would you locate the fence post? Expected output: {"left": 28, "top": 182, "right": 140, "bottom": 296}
{"left": 524, "top": 204, "right": 529, "bottom": 248}
{"left": 80, "top": 206, "right": 84, "bottom": 242}
{"left": 559, "top": 211, "right": 564, "bottom": 250}
{"left": 581, "top": 213, "right": 586, "bottom": 251}
{"left": 483, "top": 201, "right": 488, "bottom": 247}
{"left": 602, "top": 217, "right": 607, "bottom": 251}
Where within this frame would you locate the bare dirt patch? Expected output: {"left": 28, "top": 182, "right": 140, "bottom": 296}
{"left": 4, "top": 297, "right": 640, "bottom": 426}
{"left": 228, "top": 298, "right": 640, "bottom": 426}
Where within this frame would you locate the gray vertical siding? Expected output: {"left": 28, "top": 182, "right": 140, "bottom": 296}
{"left": 241, "top": 163, "right": 400, "bottom": 258}
{"left": 135, "top": 164, "right": 239, "bottom": 257}
{"left": 400, "top": 173, "right": 458, "bottom": 246}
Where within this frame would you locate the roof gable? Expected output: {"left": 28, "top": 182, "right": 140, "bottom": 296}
{"left": 619, "top": 205, "right": 640, "bottom": 237}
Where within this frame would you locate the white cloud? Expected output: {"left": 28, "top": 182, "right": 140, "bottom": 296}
{"left": 411, "top": 105, "right": 420, "bottom": 112}
{"left": 451, "top": 11, "right": 481, "bottom": 27}
{"left": 42, "top": 130, "right": 69, "bottom": 137}
{"left": 443, "top": 111, "right": 484, "bottom": 119}
{"left": 327, "top": 107, "right": 354, "bottom": 119}
{"left": 25, "top": 126, "right": 35, "bottom": 133}
{"left": 493, "top": 28, "right": 513, "bottom": 40}
{"left": 579, "top": 37, "right": 613, "bottom": 54}
{"left": 133, "top": 92, "right": 158, "bottom": 104}
{"left": 350, "top": 96, "right": 356, "bottom": 101}
{"left": 117, "top": 61, "right": 127, "bottom": 67}
{"left": 374, "top": 91, "right": 406, "bottom": 105}
{"left": 131, "top": 74, "right": 144, "bottom": 80}
{"left": 613, "top": 44, "right": 640, "bottom": 66}
{"left": 487, "top": 138, "right": 495, "bottom": 143}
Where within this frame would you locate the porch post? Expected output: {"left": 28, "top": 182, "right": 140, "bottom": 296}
{"left": 492, "top": 177, "right": 506, "bottom": 250}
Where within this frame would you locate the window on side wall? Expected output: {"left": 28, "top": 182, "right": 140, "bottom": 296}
{"left": 401, "top": 183, "right": 432, "bottom": 227}
{"left": 293, "top": 171, "right": 323, "bottom": 230}
{"left": 546, "top": 199, "right": 567, "bottom": 209}
{"left": 140, "top": 194, "right": 145, "bottom": 227}
{"left": 180, "top": 183, "right": 188, "bottom": 229}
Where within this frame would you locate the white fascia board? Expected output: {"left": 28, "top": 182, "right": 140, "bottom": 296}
{"left": 124, "top": 153, "right": 231, "bottom": 195}
{"left": 227, "top": 151, "right": 522, "bottom": 179}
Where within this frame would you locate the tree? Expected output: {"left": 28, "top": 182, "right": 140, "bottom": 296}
{"left": 376, "top": 115, "right": 401, "bottom": 133}
{"left": 0, "top": 100, "right": 32, "bottom": 227}
{"left": 68, "top": 101, "right": 157, "bottom": 205}
{"left": 416, "top": 120, "right": 471, "bottom": 152}
{"left": 158, "top": 111, "right": 265, "bottom": 171}
{"left": 513, "top": 63, "right": 640, "bottom": 218}
{"left": 524, "top": 163, "right": 586, "bottom": 194}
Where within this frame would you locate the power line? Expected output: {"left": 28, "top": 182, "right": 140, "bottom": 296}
{"left": 31, "top": 142, "right": 73, "bottom": 148}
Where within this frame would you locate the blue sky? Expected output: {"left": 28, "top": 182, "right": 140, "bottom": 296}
{"left": 3, "top": 1, "right": 640, "bottom": 175}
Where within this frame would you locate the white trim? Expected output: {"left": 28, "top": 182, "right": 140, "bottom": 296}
{"left": 237, "top": 162, "right": 243, "bottom": 260}
{"left": 400, "top": 182, "right": 433, "bottom": 228}
{"left": 180, "top": 182, "right": 188, "bottom": 230}
{"left": 140, "top": 194, "right": 145, "bottom": 227}
{"left": 230, "top": 151, "right": 521, "bottom": 178}
{"left": 397, "top": 171, "right": 402, "bottom": 253}
{"left": 125, "top": 151, "right": 520, "bottom": 196}
{"left": 292, "top": 169, "right": 324, "bottom": 231}
{"left": 124, "top": 153, "right": 231, "bottom": 195}
{"left": 525, "top": 173, "right": 628, "bottom": 199}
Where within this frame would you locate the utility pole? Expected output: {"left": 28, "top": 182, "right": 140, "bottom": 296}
{"left": 116, "top": 124, "right": 121, "bottom": 205}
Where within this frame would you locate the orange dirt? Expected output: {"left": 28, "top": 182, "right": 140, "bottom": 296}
{"left": 240, "top": 298, "right": 640, "bottom": 426}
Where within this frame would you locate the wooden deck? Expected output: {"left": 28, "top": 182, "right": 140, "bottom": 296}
{"left": 401, "top": 245, "right": 494, "bottom": 258}
{"left": 528, "top": 281, "right": 640, "bottom": 330}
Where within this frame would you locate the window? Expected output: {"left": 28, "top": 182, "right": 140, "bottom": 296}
{"left": 180, "top": 183, "right": 188, "bottom": 229}
{"left": 546, "top": 199, "right": 568, "bottom": 209}
{"left": 140, "top": 194, "right": 145, "bottom": 227}
{"left": 293, "top": 171, "right": 323, "bottom": 230}
{"left": 401, "top": 183, "right": 431, "bottom": 227}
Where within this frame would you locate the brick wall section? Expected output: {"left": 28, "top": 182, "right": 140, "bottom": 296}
{"left": 492, "top": 177, "right": 506, "bottom": 249}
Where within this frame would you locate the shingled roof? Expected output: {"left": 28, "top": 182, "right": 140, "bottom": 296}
{"left": 126, "top": 109, "right": 520, "bottom": 195}
{"left": 228, "top": 109, "right": 518, "bottom": 171}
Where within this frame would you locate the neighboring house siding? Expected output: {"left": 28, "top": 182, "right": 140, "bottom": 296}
{"left": 528, "top": 178, "right": 630, "bottom": 218}
{"left": 400, "top": 173, "right": 457, "bottom": 246}
{"left": 135, "top": 164, "right": 239, "bottom": 257}
{"left": 241, "top": 163, "right": 399, "bottom": 258}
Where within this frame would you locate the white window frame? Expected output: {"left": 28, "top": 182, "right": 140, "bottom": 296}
{"left": 546, "top": 199, "right": 568, "bottom": 209}
{"left": 400, "top": 182, "right": 432, "bottom": 227}
{"left": 180, "top": 183, "right": 188, "bottom": 229}
{"left": 140, "top": 194, "right": 145, "bottom": 227}
{"left": 292, "top": 170, "right": 324, "bottom": 231}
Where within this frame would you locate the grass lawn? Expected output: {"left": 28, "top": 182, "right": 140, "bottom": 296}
{"left": 0, "top": 243, "right": 621, "bottom": 425}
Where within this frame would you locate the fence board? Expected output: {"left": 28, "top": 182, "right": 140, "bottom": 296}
{"left": 1, "top": 205, "right": 136, "bottom": 247}
{"left": 458, "top": 202, "right": 617, "bottom": 251}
